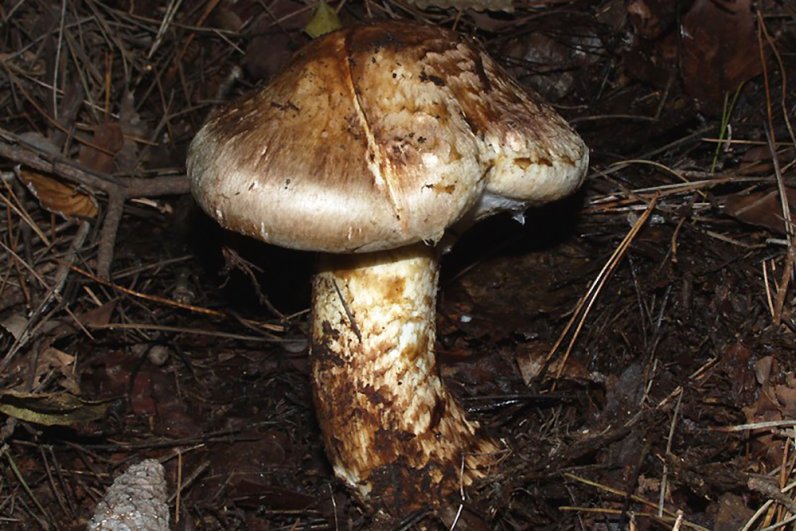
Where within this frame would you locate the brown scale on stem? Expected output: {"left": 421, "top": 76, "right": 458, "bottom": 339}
{"left": 312, "top": 244, "right": 500, "bottom": 511}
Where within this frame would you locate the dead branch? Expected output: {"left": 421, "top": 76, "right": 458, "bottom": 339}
{"left": 0, "top": 126, "right": 189, "bottom": 277}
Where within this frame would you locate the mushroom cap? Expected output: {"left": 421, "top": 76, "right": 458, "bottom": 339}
{"left": 188, "top": 21, "right": 588, "bottom": 253}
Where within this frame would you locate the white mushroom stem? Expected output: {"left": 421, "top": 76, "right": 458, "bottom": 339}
{"left": 311, "top": 243, "right": 499, "bottom": 509}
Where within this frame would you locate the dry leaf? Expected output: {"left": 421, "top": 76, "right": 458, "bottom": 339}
{"left": 626, "top": 0, "right": 677, "bottom": 39}
{"left": 211, "top": 4, "right": 245, "bottom": 32}
{"left": 637, "top": 475, "right": 663, "bottom": 496}
{"left": 753, "top": 355, "right": 774, "bottom": 386}
{"left": 713, "top": 493, "right": 754, "bottom": 531}
{"left": 680, "top": 0, "right": 764, "bottom": 108}
{"left": 79, "top": 121, "right": 124, "bottom": 174}
{"left": 17, "top": 168, "right": 98, "bottom": 219}
{"left": 0, "top": 390, "right": 108, "bottom": 426}
{"left": 37, "top": 347, "right": 80, "bottom": 395}
{"left": 516, "top": 343, "right": 593, "bottom": 384}
{"left": 723, "top": 187, "right": 796, "bottom": 235}
{"left": 739, "top": 145, "right": 774, "bottom": 173}
{"left": 773, "top": 384, "right": 796, "bottom": 418}
{"left": 0, "top": 314, "right": 27, "bottom": 340}
{"left": 78, "top": 300, "right": 118, "bottom": 328}
{"left": 304, "top": 1, "right": 341, "bottom": 38}
{"left": 721, "top": 341, "right": 756, "bottom": 400}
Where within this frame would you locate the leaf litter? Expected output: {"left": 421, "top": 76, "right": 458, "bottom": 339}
{"left": 0, "top": 0, "right": 795, "bottom": 529}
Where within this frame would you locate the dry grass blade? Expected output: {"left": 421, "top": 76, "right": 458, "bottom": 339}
{"left": 561, "top": 472, "right": 709, "bottom": 531}
{"left": 558, "top": 506, "right": 690, "bottom": 529}
{"left": 741, "top": 430, "right": 796, "bottom": 530}
{"left": 3, "top": 445, "right": 55, "bottom": 527}
{"left": 67, "top": 265, "right": 286, "bottom": 335}
{"left": 0, "top": 178, "right": 51, "bottom": 247}
{"left": 545, "top": 196, "right": 658, "bottom": 383}
{"left": 715, "top": 420, "right": 796, "bottom": 432}
{"left": 89, "top": 322, "right": 275, "bottom": 342}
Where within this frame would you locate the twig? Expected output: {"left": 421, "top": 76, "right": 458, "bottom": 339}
{"left": 167, "top": 0, "right": 222, "bottom": 81}
{"left": 5, "top": 446, "right": 55, "bottom": 527}
{"left": 43, "top": 220, "right": 92, "bottom": 316}
{"left": 748, "top": 476, "right": 796, "bottom": 515}
{"left": 0, "top": 127, "right": 189, "bottom": 197}
{"left": 756, "top": 9, "right": 795, "bottom": 325}
{"left": 68, "top": 264, "right": 286, "bottom": 335}
{"left": 166, "top": 459, "right": 210, "bottom": 505}
{"left": 659, "top": 390, "right": 683, "bottom": 517}
{"left": 0, "top": 125, "right": 189, "bottom": 276}
{"left": 96, "top": 190, "right": 125, "bottom": 278}
{"left": 148, "top": 0, "right": 185, "bottom": 60}
{"left": 544, "top": 197, "right": 658, "bottom": 384}
{"left": 89, "top": 322, "right": 275, "bottom": 342}
{"left": 714, "top": 420, "right": 796, "bottom": 432}
{"left": 0, "top": 222, "right": 92, "bottom": 372}
{"left": 562, "top": 472, "right": 708, "bottom": 531}
{"left": 765, "top": 126, "right": 794, "bottom": 325}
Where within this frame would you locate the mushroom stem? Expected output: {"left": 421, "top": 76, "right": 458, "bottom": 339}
{"left": 311, "top": 243, "right": 499, "bottom": 511}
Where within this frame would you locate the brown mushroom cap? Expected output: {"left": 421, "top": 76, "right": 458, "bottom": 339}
{"left": 188, "top": 21, "right": 588, "bottom": 253}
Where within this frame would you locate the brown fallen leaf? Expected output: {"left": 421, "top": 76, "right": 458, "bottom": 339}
{"left": 712, "top": 493, "right": 755, "bottom": 531}
{"left": 773, "top": 384, "right": 796, "bottom": 418}
{"left": 741, "top": 355, "right": 793, "bottom": 467}
{"left": 17, "top": 168, "right": 98, "bottom": 219}
{"left": 623, "top": 0, "right": 766, "bottom": 110}
{"left": 78, "top": 299, "right": 118, "bottom": 328}
{"left": 622, "top": 0, "right": 679, "bottom": 88}
{"left": 626, "top": 0, "right": 678, "bottom": 39}
{"left": 720, "top": 341, "right": 756, "bottom": 401}
{"left": 723, "top": 187, "right": 796, "bottom": 235}
{"left": 78, "top": 121, "right": 124, "bottom": 174}
{"left": 36, "top": 347, "right": 80, "bottom": 395}
{"left": 0, "top": 314, "right": 27, "bottom": 341}
{"left": 680, "top": 0, "right": 764, "bottom": 109}
{"left": 753, "top": 355, "right": 774, "bottom": 386}
{"left": 516, "top": 343, "right": 595, "bottom": 384}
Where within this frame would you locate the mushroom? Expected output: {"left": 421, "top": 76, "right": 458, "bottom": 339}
{"left": 187, "top": 21, "right": 588, "bottom": 512}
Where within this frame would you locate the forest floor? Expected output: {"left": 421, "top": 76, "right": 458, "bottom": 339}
{"left": 1, "top": 1, "right": 795, "bottom": 529}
